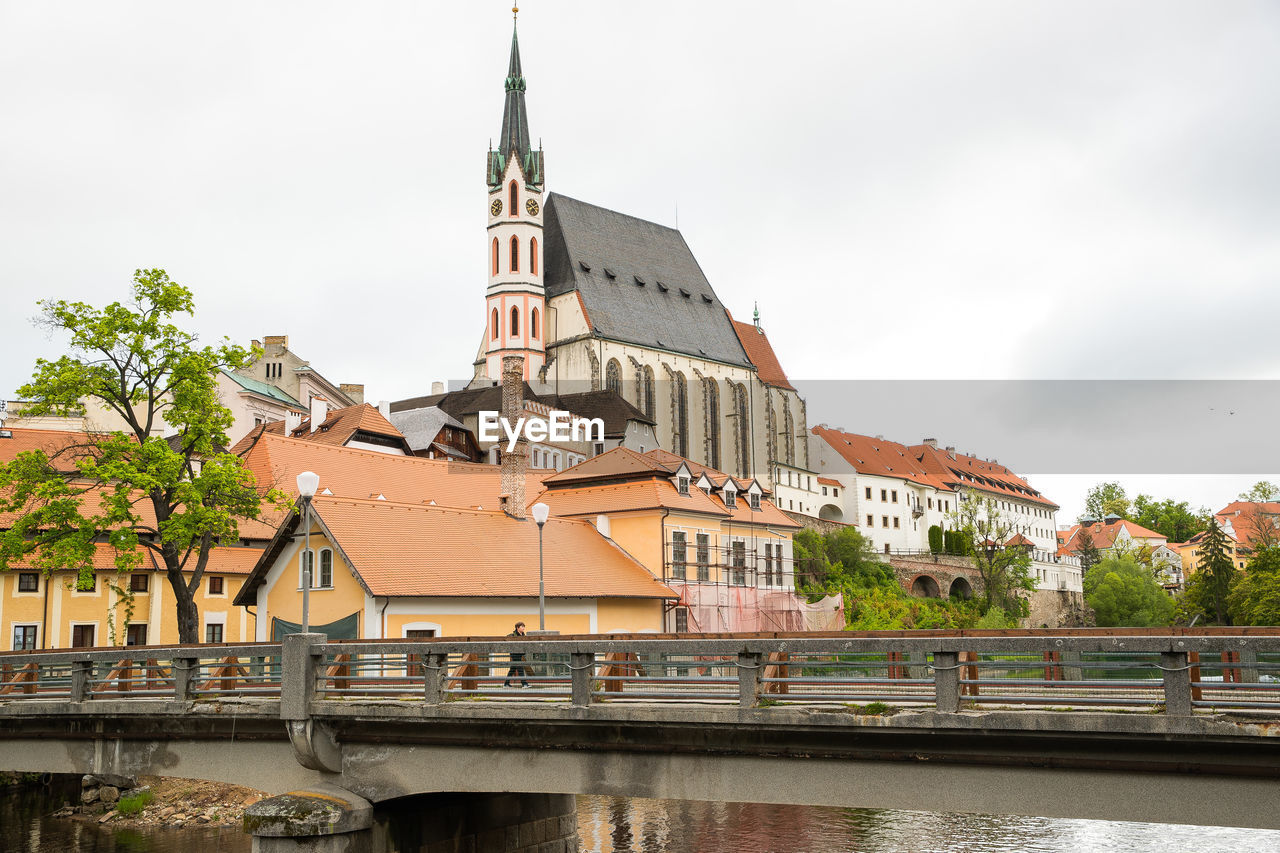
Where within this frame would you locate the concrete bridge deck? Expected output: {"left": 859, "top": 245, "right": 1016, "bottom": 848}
{"left": 2, "top": 630, "right": 1279, "bottom": 836}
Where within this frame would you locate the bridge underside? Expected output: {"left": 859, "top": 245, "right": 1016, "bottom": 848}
{"left": 1, "top": 700, "right": 1278, "bottom": 831}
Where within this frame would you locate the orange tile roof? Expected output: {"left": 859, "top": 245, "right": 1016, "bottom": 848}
{"left": 728, "top": 315, "right": 796, "bottom": 391}
{"left": 254, "top": 403, "right": 409, "bottom": 450}
{"left": 811, "top": 427, "right": 949, "bottom": 491}
{"left": 237, "top": 431, "right": 550, "bottom": 512}
{"left": 4, "top": 541, "right": 262, "bottom": 575}
{"left": 0, "top": 428, "right": 280, "bottom": 542}
{"left": 817, "top": 476, "right": 841, "bottom": 487}
{"left": 909, "top": 443, "right": 1058, "bottom": 509}
{"left": 536, "top": 448, "right": 799, "bottom": 528}
{"left": 543, "top": 446, "right": 672, "bottom": 485}
{"left": 243, "top": 497, "right": 675, "bottom": 600}
{"left": 1059, "top": 518, "right": 1168, "bottom": 553}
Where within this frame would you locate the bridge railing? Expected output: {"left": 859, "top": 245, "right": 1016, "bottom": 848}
{"left": 4, "top": 634, "right": 1280, "bottom": 716}
{"left": 0, "top": 644, "right": 285, "bottom": 702}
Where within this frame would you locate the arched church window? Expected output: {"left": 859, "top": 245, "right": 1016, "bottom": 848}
{"left": 674, "top": 371, "right": 689, "bottom": 458}
{"left": 492, "top": 238, "right": 499, "bottom": 276}
{"left": 491, "top": 308, "right": 499, "bottom": 341}
{"left": 510, "top": 236, "right": 519, "bottom": 272}
{"left": 530, "top": 237, "right": 539, "bottom": 275}
{"left": 783, "top": 403, "right": 795, "bottom": 465}
{"left": 705, "top": 378, "right": 721, "bottom": 470}
{"left": 735, "top": 383, "right": 750, "bottom": 478}
{"left": 531, "top": 307, "right": 540, "bottom": 340}
{"left": 642, "top": 365, "right": 655, "bottom": 421}
{"left": 509, "top": 181, "right": 518, "bottom": 214}
{"left": 605, "top": 359, "right": 622, "bottom": 396}
{"left": 510, "top": 306, "right": 520, "bottom": 337}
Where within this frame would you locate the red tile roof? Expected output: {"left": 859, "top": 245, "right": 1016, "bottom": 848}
{"left": 253, "top": 404, "right": 409, "bottom": 451}
{"left": 817, "top": 476, "right": 841, "bottom": 487}
{"left": 238, "top": 431, "right": 551, "bottom": 512}
{"left": 241, "top": 497, "right": 675, "bottom": 600}
{"left": 728, "top": 315, "right": 796, "bottom": 391}
{"left": 1059, "top": 518, "right": 1167, "bottom": 552}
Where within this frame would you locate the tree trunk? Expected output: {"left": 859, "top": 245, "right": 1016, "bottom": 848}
{"left": 168, "top": 565, "right": 200, "bottom": 644}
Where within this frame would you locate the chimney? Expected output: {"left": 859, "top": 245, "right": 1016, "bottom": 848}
{"left": 284, "top": 410, "right": 302, "bottom": 435}
{"left": 923, "top": 438, "right": 937, "bottom": 448}
{"left": 595, "top": 514, "right": 612, "bottom": 538}
{"left": 431, "top": 381, "right": 445, "bottom": 395}
{"left": 499, "top": 356, "right": 528, "bottom": 519}
{"left": 340, "top": 383, "right": 365, "bottom": 405}
{"left": 263, "top": 335, "right": 288, "bottom": 354}
{"left": 250, "top": 339, "right": 261, "bottom": 351}
{"left": 309, "top": 396, "right": 329, "bottom": 433}
{"left": 377, "top": 400, "right": 391, "bottom": 418}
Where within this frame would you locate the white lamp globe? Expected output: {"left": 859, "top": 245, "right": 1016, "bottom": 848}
{"left": 296, "top": 471, "right": 320, "bottom": 498}
{"left": 531, "top": 502, "right": 550, "bottom": 526}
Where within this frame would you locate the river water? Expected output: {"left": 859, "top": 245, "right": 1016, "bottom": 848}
{"left": 4, "top": 783, "right": 1279, "bottom": 852}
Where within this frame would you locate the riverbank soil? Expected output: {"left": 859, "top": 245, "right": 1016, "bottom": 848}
{"left": 56, "top": 774, "right": 267, "bottom": 829}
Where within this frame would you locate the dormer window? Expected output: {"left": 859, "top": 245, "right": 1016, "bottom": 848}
{"left": 724, "top": 488, "right": 737, "bottom": 508}
{"left": 677, "top": 476, "right": 690, "bottom": 496}
{"left": 750, "top": 493, "right": 761, "bottom": 510}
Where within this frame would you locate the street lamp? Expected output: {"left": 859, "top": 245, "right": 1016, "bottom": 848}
{"left": 297, "top": 471, "right": 320, "bottom": 634}
{"left": 531, "top": 502, "right": 550, "bottom": 631}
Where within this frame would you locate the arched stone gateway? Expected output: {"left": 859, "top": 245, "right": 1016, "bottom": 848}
{"left": 949, "top": 577, "right": 973, "bottom": 600}
{"left": 819, "top": 504, "right": 843, "bottom": 522}
{"left": 910, "top": 575, "right": 940, "bottom": 598}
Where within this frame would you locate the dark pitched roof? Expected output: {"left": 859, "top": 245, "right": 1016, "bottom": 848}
{"left": 390, "top": 385, "right": 652, "bottom": 439}
{"left": 548, "top": 391, "right": 654, "bottom": 437}
{"left": 543, "top": 194, "right": 751, "bottom": 368}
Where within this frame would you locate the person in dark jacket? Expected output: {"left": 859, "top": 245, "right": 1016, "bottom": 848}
{"left": 504, "top": 621, "right": 530, "bottom": 688}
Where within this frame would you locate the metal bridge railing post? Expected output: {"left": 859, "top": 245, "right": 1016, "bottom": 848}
{"left": 738, "top": 652, "right": 763, "bottom": 708}
{"left": 571, "top": 652, "right": 595, "bottom": 707}
{"left": 173, "top": 656, "right": 199, "bottom": 701}
{"left": 70, "top": 659, "right": 91, "bottom": 703}
{"left": 423, "top": 653, "right": 448, "bottom": 705}
{"left": 1161, "top": 651, "right": 1193, "bottom": 715}
{"left": 933, "top": 651, "right": 961, "bottom": 713}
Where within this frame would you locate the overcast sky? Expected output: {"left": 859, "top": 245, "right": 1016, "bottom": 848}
{"left": 1, "top": 2, "right": 1277, "bottom": 519}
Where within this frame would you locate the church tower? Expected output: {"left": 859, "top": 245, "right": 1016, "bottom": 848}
{"left": 483, "top": 9, "right": 546, "bottom": 382}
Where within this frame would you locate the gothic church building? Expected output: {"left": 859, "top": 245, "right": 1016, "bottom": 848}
{"left": 469, "top": 18, "right": 807, "bottom": 488}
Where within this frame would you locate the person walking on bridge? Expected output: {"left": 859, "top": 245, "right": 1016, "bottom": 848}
{"left": 504, "top": 621, "right": 530, "bottom": 688}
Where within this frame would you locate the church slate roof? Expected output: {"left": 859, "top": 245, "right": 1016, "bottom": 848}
{"left": 543, "top": 194, "right": 752, "bottom": 368}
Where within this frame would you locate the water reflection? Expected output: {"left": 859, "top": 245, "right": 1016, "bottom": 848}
{"left": 577, "top": 795, "right": 1280, "bottom": 853}
{"left": 0, "top": 781, "right": 249, "bottom": 853}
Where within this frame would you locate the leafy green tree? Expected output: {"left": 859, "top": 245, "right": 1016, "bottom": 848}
{"left": 1083, "top": 482, "right": 1129, "bottom": 520}
{"left": 1238, "top": 481, "right": 1279, "bottom": 503}
{"left": 1227, "top": 548, "right": 1280, "bottom": 626}
{"left": 1076, "top": 527, "right": 1102, "bottom": 574}
{"left": 1196, "top": 519, "right": 1236, "bottom": 625}
{"left": 1130, "top": 494, "right": 1208, "bottom": 542}
{"left": 950, "top": 491, "right": 1034, "bottom": 617}
{"left": 1082, "top": 556, "right": 1174, "bottom": 627}
{"left": 928, "top": 524, "right": 943, "bottom": 554}
{"left": 0, "top": 270, "right": 279, "bottom": 643}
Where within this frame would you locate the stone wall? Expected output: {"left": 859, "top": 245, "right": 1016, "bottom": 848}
{"left": 783, "top": 511, "right": 847, "bottom": 536}
{"left": 1024, "top": 589, "right": 1094, "bottom": 629}
{"left": 885, "top": 554, "right": 984, "bottom": 599}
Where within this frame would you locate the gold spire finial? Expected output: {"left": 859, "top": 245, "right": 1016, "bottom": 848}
{"left": 513, "top": 4, "right": 519, "bottom": 21}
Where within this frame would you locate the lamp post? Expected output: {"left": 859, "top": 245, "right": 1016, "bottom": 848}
{"left": 531, "top": 502, "right": 550, "bottom": 631}
{"left": 297, "top": 471, "right": 320, "bottom": 634}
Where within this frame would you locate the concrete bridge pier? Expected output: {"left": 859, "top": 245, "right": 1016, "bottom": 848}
{"left": 245, "top": 784, "right": 374, "bottom": 853}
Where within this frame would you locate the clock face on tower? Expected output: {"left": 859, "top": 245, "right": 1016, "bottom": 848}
{"left": 525, "top": 198, "right": 540, "bottom": 216}
{"left": 490, "top": 199, "right": 503, "bottom": 216}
